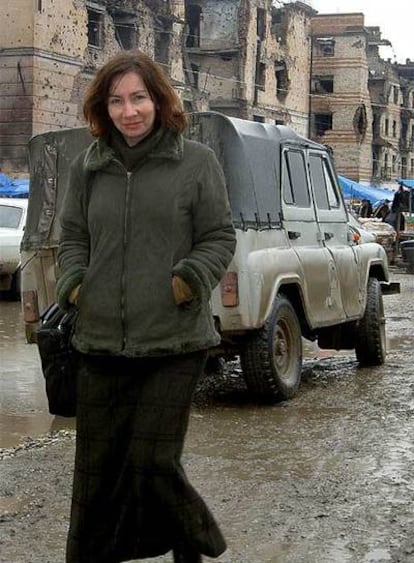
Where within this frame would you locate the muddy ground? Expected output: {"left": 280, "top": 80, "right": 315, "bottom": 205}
{"left": 0, "top": 269, "right": 413, "bottom": 563}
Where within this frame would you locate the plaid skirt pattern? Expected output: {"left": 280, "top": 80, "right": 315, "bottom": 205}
{"left": 66, "top": 351, "right": 226, "bottom": 563}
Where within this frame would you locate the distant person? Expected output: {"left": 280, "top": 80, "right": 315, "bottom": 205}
{"left": 391, "top": 186, "right": 407, "bottom": 231}
{"left": 57, "top": 50, "right": 236, "bottom": 563}
{"left": 359, "top": 198, "right": 373, "bottom": 218}
{"left": 373, "top": 199, "right": 390, "bottom": 221}
{"left": 391, "top": 185, "right": 408, "bottom": 213}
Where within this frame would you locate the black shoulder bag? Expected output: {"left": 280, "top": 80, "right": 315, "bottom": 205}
{"left": 36, "top": 303, "right": 78, "bottom": 417}
{"left": 36, "top": 165, "right": 93, "bottom": 418}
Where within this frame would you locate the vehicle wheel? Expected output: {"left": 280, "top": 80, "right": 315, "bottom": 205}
{"left": 355, "top": 277, "right": 386, "bottom": 366}
{"left": 240, "top": 294, "right": 302, "bottom": 401}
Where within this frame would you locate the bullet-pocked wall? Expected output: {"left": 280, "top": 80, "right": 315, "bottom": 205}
{"left": 0, "top": 1, "right": 36, "bottom": 173}
{"left": 0, "top": 0, "right": 185, "bottom": 173}
{"left": 0, "top": 0, "right": 88, "bottom": 172}
{"left": 185, "top": 0, "right": 313, "bottom": 135}
{"left": 311, "top": 14, "right": 374, "bottom": 182}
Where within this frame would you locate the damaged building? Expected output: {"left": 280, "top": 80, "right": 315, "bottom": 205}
{"left": 0, "top": 0, "right": 314, "bottom": 173}
{"left": 1, "top": 0, "right": 414, "bottom": 184}
{"left": 183, "top": 0, "right": 314, "bottom": 132}
{"left": 0, "top": 0, "right": 189, "bottom": 173}
{"left": 310, "top": 13, "right": 375, "bottom": 182}
{"left": 310, "top": 12, "right": 414, "bottom": 185}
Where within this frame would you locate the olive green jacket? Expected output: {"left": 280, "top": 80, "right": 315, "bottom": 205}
{"left": 56, "top": 130, "right": 236, "bottom": 357}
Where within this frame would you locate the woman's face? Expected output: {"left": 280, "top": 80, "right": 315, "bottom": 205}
{"left": 107, "top": 71, "right": 156, "bottom": 146}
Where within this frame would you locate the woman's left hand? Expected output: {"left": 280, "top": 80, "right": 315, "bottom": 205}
{"left": 69, "top": 284, "right": 81, "bottom": 306}
{"left": 172, "top": 276, "right": 194, "bottom": 305}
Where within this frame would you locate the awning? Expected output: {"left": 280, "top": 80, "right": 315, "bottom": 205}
{"left": 0, "top": 173, "right": 29, "bottom": 198}
{"left": 397, "top": 178, "right": 414, "bottom": 189}
{"left": 338, "top": 175, "right": 395, "bottom": 205}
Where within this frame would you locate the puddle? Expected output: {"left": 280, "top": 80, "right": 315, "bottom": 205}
{"left": 1, "top": 298, "right": 413, "bottom": 450}
{"left": 0, "top": 301, "right": 75, "bottom": 449}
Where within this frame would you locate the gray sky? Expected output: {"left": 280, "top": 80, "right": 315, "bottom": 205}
{"left": 309, "top": 0, "right": 413, "bottom": 64}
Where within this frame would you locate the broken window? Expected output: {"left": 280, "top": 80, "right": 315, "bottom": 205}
{"left": 271, "top": 7, "right": 281, "bottom": 27}
{"left": 270, "top": 7, "right": 286, "bottom": 44}
{"left": 372, "top": 148, "right": 380, "bottom": 177}
{"left": 401, "top": 121, "right": 408, "bottom": 145}
{"left": 314, "top": 113, "right": 333, "bottom": 136}
{"left": 401, "top": 157, "right": 407, "bottom": 178}
{"left": 315, "top": 37, "right": 335, "bottom": 57}
{"left": 383, "top": 153, "right": 390, "bottom": 180}
{"left": 275, "top": 60, "right": 288, "bottom": 100}
{"left": 113, "top": 11, "right": 136, "bottom": 50}
{"left": 155, "top": 28, "right": 170, "bottom": 65}
{"left": 186, "top": 3, "right": 202, "bottom": 48}
{"left": 393, "top": 86, "right": 399, "bottom": 105}
{"left": 353, "top": 104, "right": 367, "bottom": 140}
{"left": 257, "top": 8, "right": 266, "bottom": 41}
{"left": 191, "top": 63, "right": 200, "bottom": 89}
{"left": 372, "top": 113, "right": 380, "bottom": 137}
{"left": 312, "top": 76, "right": 333, "bottom": 94}
{"left": 183, "top": 100, "right": 193, "bottom": 112}
{"left": 256, "top": 62, "right": 266, "bottom": 91}
{"left": 87, "top": 8, "right": 104, "bottom": 48}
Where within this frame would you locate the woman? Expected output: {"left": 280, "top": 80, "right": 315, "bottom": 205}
{"left": 56, "top": 50, "right": 236, "bottom": 563}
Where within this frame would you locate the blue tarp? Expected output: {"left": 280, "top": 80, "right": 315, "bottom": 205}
{"left": 0, "top": 173, "right": 29, "bottom": 198}
{"left": 338, "top": 175, "right": 395, "bottom": 205}
{"left": 397, "top": 178, "right": 414, "bottom": 189}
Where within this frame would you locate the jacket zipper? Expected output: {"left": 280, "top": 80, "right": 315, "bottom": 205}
{"left": 120, "top": 168, "right": 132, "bottom": 350}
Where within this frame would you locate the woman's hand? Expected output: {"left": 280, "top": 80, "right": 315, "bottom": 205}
{"left": 69, "top": 284, "right": 81, "bottom": 306}
{"left": 172, "top": 276, "right": 194, "bottom": 305}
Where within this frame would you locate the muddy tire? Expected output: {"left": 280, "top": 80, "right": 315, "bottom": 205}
{"left": 240, "top": 294, "right": 302, "bottom": 401}
{"left": 355, "top": 277, "right": 386, "bottom": 366}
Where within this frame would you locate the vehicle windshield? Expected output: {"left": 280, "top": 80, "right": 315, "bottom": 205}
{"left": 0, "top": 204, "right": 23, "bottom": 228}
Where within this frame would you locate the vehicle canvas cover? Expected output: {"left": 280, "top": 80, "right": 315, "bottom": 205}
{"left": 187, "top": 112, "right": 325, "bottom": 230}
{"left": 22, "top": 127, "right": 94, "bottom": 251}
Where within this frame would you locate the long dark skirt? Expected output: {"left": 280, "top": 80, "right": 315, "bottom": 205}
{"left": 66, "top": 351, "right": 226, "bottom": 563}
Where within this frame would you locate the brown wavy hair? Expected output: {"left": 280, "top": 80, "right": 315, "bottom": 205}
{"left": 83, "top": 50, "right": 188, "bottom": 137}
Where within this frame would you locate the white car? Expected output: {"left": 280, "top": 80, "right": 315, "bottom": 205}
{"left": 0, "top": 197, "right": 28, "bottom": 299}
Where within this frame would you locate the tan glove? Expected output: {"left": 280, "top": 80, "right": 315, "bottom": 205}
{"left": 172, "top": 276, "right": 195, "bottom": 305}
{"left": 69, "top": 284, "right": 81, "bottom": 306}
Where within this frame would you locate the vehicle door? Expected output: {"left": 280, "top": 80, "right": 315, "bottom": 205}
{"left": 281, "top": 145, "right": 344, "bottom": 326}
{"left": 308, "top": 150, "right": 361, "bottom": 319}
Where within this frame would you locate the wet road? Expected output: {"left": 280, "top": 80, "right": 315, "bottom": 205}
{"left": 1, "top": 271, "right": 414, "bottom": 562}
{"left": 0, "top": 300, "right": 75, "bottom": 449}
